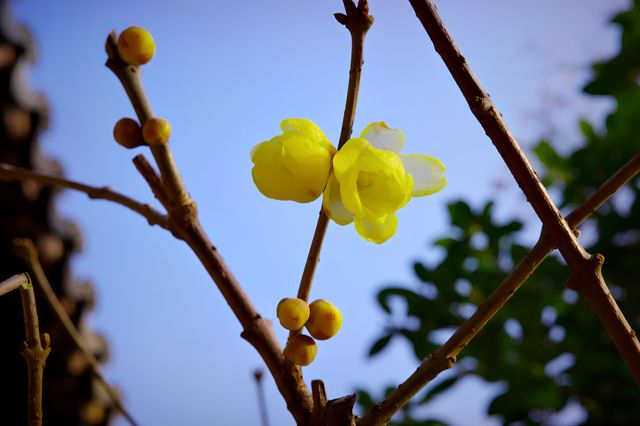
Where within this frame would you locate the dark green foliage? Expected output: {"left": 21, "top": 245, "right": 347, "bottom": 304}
{"left": 362, "top": 1, "right": 640, "bottom": 424}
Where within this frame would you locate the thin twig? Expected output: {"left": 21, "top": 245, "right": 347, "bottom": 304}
{"left": 296, "top": 0, "right": 374, "bottom": 303}
{"left": 132, "top": 154, "right": 171, "bottom": 210}
{"left": 105, "top": 32, "right": 190, "bottom": 208}
{"left": 407, "top": 0, "right": 640, "bottom": 386}
{"left": 13, "top": 239, "right": 139, "bottom": 426}
{"left": 0, "top": 273, "right": 30, "bottom": 297}
{"left": 19, "top": 279, "right": 50, "bottom": 426}
{"left": 358, "top": 159, "right": 640, "bottom": 424}
{"left": 19, "top": 284, "right": 50, "bottom": 426}
{"left": 106, "top": 30, "right": 314, "bottom": 424}
{"left": 0, "top": 273, "right": 49, "bottom": 426}
{"left": 0, "top": 163, "right": 169, "bottom": 230}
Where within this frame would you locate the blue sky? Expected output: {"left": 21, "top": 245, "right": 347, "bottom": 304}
{"left": 10, "top": 0, "right": 627, "bottom": 424}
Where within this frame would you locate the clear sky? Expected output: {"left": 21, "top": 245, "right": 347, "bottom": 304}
{"left": 10, "top": 0, "right": 628, "bottom": 425}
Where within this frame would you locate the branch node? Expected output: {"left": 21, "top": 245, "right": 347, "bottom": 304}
{"left": 471, "top": 95, "right": 492, "bottom": 114}
{"left": 340, "top": 0, "right": 373, "bottom": 36}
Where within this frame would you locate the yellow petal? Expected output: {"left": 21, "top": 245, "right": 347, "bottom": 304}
{"left": 339, "top": 167, "right": 365, "bottom": 218}
{"left": 251, "top": 131, "right": 332, "bottom": 203}
{"left": 360, "top": 122, "right": 405, "bottom": 153}
{"left": 400, "top": 154, "right": 446, "bottom": 196}
{"left": 322, "top": 174, "right": 354, "bottom": 225}
{"left": 333, "top": 137, "right": 368, "bottom": 181}
{"left": 251, "top": 139, "right": 293, "bottom": 200}
{"left": 335, "top": 140, "right": 413, "bottom": 223}
{"left": 354, "top": 213, "right": 398, "bottom": 244}
{"left": 281, "top": 118, "right": 336, "bottom": 154}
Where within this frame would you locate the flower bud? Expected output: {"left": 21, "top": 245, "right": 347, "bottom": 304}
{"left": 118, "top": 26, "right": 156, "bottom": 66}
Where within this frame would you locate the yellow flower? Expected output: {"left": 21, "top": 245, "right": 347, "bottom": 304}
{"left": 323, "top": 122, "right": 446, "bottom": 243}
{"left": 251, "top": 119, "right": 336, "bottom": 203}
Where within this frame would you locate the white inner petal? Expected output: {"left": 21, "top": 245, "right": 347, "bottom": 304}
{"left": 401, "top": 154, "right": 446, "bottom": 197}
{"left": 361, "top": 122, "right": 404, "bottom": 153}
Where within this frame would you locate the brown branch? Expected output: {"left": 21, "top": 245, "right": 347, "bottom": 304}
{"left": 359, "top": 152, "right": 640, "bottom": 425}
{"left": 0, "top": 273, "right": 50, "bottom": 426}
{"left": 407, "top": 0, "right": 640, "bottom": 388}
{"left": 296, "top": 0, "right": 374, "bottom": 303}
{"left": 105, "top": 31, "right": 190, "bottom": 208}
{"left": 406, "top": 0, "right": 589, "bottom": 267}
{"left": 106, "top": 31, "right": 314, "bottom": 425}
{"left": 0, "top": 273, "right": 29, "bottom": 297}
{"left": 310, "top": 379, "right": 357, "bottom": 426}
{"left": 0, "top": 162, "right": 169, "bottom": 230}
{"left": 13, "top": 239, "right": 139, "bottom": 426}
{"left": 19, "top": 280, "right": 50, "bottom": 426}
{"left": 132, "top": 154, "right": 171, "bottom": 210}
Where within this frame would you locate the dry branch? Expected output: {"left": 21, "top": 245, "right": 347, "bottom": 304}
{"left": 0, "top": 272, "right": 50, "bottom": 426}
{"left": 407, "top": 0, "right": 640, "bottom": 385}
{"left": 0, "top": 273, "right": 29, "bottom": 297}
{"left": 19, "top": 282, "right": 50, "bottom": 426}
{"left": 0, "top": 163, "right": 169, "bottom": 230}
{"left": 105, "top": 29, "right": 315, "bottom": 424}
{"left": 359, "top": 154, "right": 640, "bottom": 424}
{"left": 13, "top": 239, "right": 139, "bottom": 426}
{"left": 356, "top": 2, "right": 640, "bottom": 422}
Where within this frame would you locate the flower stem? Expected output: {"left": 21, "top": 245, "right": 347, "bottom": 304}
{"left": 295, "top": 0, "right": 373, "bottom": 303}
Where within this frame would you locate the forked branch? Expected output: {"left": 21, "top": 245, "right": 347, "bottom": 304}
{"left": 407, "top": 0, "right": 640, "bottom": 386}
{"left": 0, "top": 273, "right": 50, "bottom": 426}
{"left": 13, "top": 239, "right": 139, "bottom": 426}
{"left": 359, "top": 151, "right": 640, "bottom": 425}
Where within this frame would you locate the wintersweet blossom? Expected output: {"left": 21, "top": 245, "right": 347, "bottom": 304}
{"left": 251, "top": 119, "right": 336, "bottom": 203}
{"left": 323, "top": 122, "right": 446, "bottom": 243}
{"left": 250, "top": 119, "right": 446, "bottom": 244}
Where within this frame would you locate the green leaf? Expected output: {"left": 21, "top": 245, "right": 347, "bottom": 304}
{"left": 369, "top": 334, "right": 393, "bottom": 357}
{"left": 579, "top": 119, "right": 597, "bottom": 140}
{"left": 533, "top": 140, "right": 565, "bottom": 170}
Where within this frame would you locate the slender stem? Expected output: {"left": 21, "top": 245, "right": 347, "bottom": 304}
{"left": 296, "top": 0, "right": 373, "bottom": 303}
{"left": 13, "top": 239, "right": 139, "bottom": 426}
{"left": 359, "top": 153, "right": 640, "bottom": 425}
{"left": 297, "top": 212, "right": 330, "bottom": 301}
{"left": 132, "top": 155, "right": 171, "bottom": 210}
{"left": 18, "top": 279, "right": 50, "bottom": 426}
{"left": 0, "top": 162, "right": 169, "bottom": 230}
{"left": 0, "top": 273, "right": 30, "bottom": 297}
{"left": 408, "top": 0, "right": 640, "bottom": 390}
{"left": 105, "top": 32, "right": 190, "bottom": 208}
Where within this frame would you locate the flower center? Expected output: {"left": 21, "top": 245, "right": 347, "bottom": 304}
{"left": 357, "top": 171, "right": 377, "bottom": 187}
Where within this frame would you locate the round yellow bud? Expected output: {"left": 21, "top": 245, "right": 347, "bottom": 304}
{"left": 142, "top": 118, "right": 171, "bottom": 145}
{"left": 117, "top": 27, "right": 156, "bottom": 66}
{"left": 283, "top": 334, "right": 317, "bottom": 366}
{"left": 276, "top": 298, "right": 310, "bottom": 331}
{"left": 113, "top": 118, "right": 145, "bottom": 149}
{"left": 305, "top": 299, "right": 342, "bottom": 340}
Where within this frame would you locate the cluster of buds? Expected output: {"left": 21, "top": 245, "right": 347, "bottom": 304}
{"left": 277, "top": 298, "right": 342, "bottom": 366}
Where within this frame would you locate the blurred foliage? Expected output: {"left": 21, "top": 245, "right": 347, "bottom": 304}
{"left": 360, "top": 1, "right": 640, "bottom": 425}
